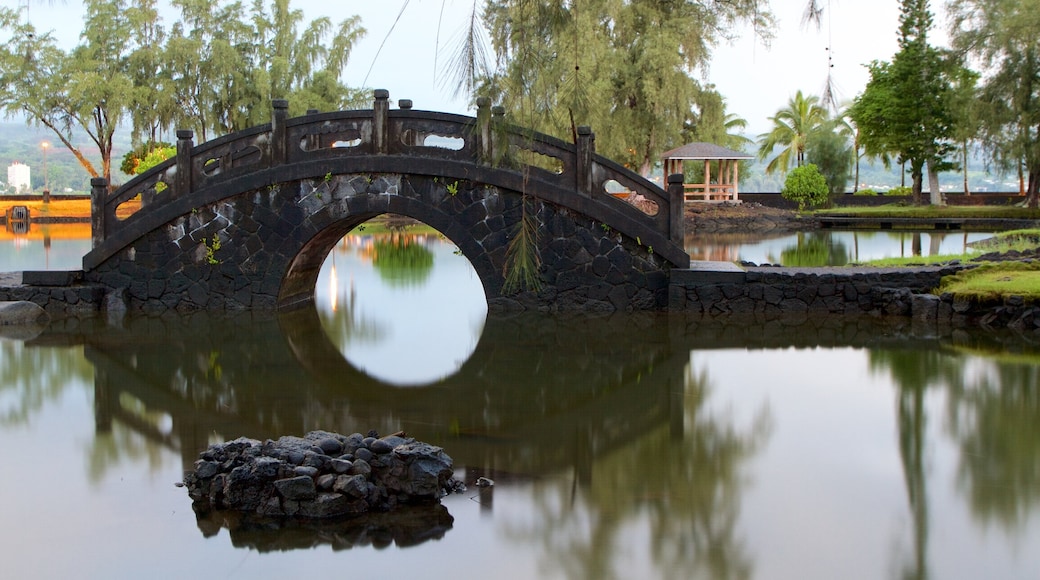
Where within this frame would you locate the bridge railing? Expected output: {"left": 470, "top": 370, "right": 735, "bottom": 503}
{"left": 90, "top": 91, "right": 684, "bottom": 260}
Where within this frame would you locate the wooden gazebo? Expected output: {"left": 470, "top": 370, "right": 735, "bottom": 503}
{"left": 662, "top": 142, "right": 753, "bottom": 202}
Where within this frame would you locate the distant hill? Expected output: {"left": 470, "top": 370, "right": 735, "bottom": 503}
{"left": 737, "top": 141, "right": 1021, "bottom": 194}
{"left": 0, "top": 122, "right": 132, "bottom": 195}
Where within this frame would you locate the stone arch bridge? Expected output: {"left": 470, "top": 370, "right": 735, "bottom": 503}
{"left": 83, "top": 91, "right": 689, "bottom": 312}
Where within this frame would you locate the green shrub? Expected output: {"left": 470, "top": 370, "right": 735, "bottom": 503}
{"left": 854, "top": 188, "right": 878, "bottom": 196}
{"left": 885, "top": 186, "right": 912, "bottom": 196}
{"left": 781, "top": 164, "right": 830, "bottom": 211}
{"left": 806, "top": 129, "right": 852, "bottom": 196}
{"left": 121, "top": 141, "right": 174, "bottom": 175}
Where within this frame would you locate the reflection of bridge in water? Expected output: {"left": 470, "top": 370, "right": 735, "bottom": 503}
{"left": 27, "top": 311, "right": 1037, "bottom": 566}
{"left": 77, "top": 310, "right": 692, "bottom": 481}
{"left": 61, "top": 309, "right": 982, "bottom": 478}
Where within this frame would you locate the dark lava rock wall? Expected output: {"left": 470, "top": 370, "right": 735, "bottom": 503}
{"left": 184, "top": 430, "right": 458, "bottom": 519}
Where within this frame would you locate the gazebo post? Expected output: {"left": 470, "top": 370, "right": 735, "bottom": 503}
{"left": 733, "top": 160, "right": 740, "bottom": 201}
{"left": 704, "top": 160, "right": 711, "bottom": 198}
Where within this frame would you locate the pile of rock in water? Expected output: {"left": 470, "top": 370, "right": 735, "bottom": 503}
{"left": 184, "top": 430, "right": 461, "bottom": 519}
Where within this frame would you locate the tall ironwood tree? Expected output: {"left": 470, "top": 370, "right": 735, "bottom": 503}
{"left": 948, "top": 0, "right": 1040, "bottom": 208}
{"left": 476, "top": 0, "right": 774, "bottom": 176}
{"left": 0, "top": 0, "right": 137, "bottom": 186}
{"left": 848, "top": 0, "right": 955, "bottom": 205}
{"left": 0, "top": 0, "right": 366, "bottom": 185}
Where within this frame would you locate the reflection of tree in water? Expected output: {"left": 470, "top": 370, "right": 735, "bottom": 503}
{"left": 871, "top": 341, "right": 1040, "bottom": 564}
{"left": 770, "top": 232, "right": 849, "bottom": 267}
{"left": 0, "top": 340, "right": 92, "bottom": 426}
{"left": 869, "top": 347, "right": 965, "bottom": 580}
{"left": 946, "top": 357, "right": 1040, "bottom": 532}
{"left": 372, "top": 234, "right": 434, "bottom": 287}
{"left": 317, "top": 275, "right": 383, "bottom": 349}
{"left": 503, "top": 363, "right": 771, "bottom": 580}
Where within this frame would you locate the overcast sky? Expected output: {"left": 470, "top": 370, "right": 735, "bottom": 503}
{"left": 25, "top": 0, "right": 952, "bottom": 138}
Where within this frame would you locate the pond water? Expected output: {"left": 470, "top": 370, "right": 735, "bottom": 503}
{"left": 687, "top": 230, "right": 994, "bottom": 266}
{"left": 1, "top": 223, "right": 1039, "bottom": 579}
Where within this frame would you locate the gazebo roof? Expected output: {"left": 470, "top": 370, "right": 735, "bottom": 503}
{"left": 661, "top": 142, "right": 753, "bottom": 161}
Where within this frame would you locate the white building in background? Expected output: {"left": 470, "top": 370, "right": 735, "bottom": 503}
{"left": 7, "top": 162, "right": 30, "bottom": 194}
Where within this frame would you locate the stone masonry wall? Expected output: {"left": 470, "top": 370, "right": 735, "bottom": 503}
{"left": 82, "top": 173, "right": 670, "bottom": 313}
{"left": 673, "top": 265, "right": 1040, "bottom": 331}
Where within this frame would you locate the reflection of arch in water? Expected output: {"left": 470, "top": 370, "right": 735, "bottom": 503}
{"left": 282, "top": 306, "right": 694, "bottom": 476}
{"left": 82, "top": 308, "right": 691, "bottom": 480}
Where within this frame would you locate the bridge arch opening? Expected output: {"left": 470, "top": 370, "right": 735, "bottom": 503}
{"left": 312, "top": 215, "right": 487, "bottom": 387}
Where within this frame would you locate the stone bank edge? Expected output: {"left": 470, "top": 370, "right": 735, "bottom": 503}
{"left": 1, "top": 265, "right": 1038, "bottom": 330}
{"left": 671, "top": 265, "right": 1040, "bottom": 331}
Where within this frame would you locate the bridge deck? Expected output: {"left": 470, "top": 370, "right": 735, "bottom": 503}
{"left": 671, "top": 261, "right": 746, "bottom": 286}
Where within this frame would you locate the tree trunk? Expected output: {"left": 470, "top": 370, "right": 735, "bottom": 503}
{"left": 854, "top": 152, "right": 861, "bottom": 193}
{"left": 911, "top": 169, "right": 924, "bottom": 206}
{"left": 962, "top": 142, "right": 969, "bottom": 195}
{"left": 927, "top": 160, "right": 943, "bottom": 206}
{"left": 1020, "top": 162, "right": 1027, "bottom": 196}
{"left": 1027, "top": 169, "right": 1039, "bottom": 209}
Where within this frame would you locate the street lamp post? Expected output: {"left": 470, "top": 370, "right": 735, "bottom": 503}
{"left": 41, "top": 141, "right": 50, "bottom": 204}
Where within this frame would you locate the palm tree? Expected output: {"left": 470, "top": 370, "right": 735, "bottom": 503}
{"left": 756, "top": 90, "right": 829, "bottom": 174}
{"left": 722, "top": 112, "right": 753, "bottom": 151}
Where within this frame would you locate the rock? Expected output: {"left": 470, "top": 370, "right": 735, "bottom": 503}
{"left": 334, "top": 474, "right": 369, "bottom": 498}
{"left": 393, "top": 442, "right": 454, "bottom": 499}
{"left": 330, "top": 458, "right": 353, "bottom": 474}
{"left": 317, "top": 438, "right": 343, "bottom": 455}
{"left": 0, "top": 301, "right": 49, "bottom": 326}
{"left": 350, "top": 459, "right": 372, "bottom": 477}
{"left": 316, "top": 474, "right": 336, "bottom": 490}
{"left": 183, "top": 430, "right": 462, "bottom": 520}
{"left": 274, "top": 476, "right": 317, "bottom": 501}
{"left": 370, "top": 439, "right": 393, "bottom": 454}
{"left": 342, "top": 433, "right": 364, "bottom": 454}
{"left": 297, "top": 492, "right": 364, "bottom": 519}
{"left": 194, "top": 460, "right": 220, "bottom": 479}
{"left": 293, "top": 465, "right": 319, "bottom": 478}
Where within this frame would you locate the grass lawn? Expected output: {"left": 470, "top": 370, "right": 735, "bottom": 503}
{"left": 853, "top": 228, "right": 1040, "bottom": 267}
{"left": 937, "top": 262, "right": 1040, "bottom": 302}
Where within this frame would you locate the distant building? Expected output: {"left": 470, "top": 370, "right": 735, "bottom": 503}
{"left": 7, "top": 162, "right": 30, "bottom": 194}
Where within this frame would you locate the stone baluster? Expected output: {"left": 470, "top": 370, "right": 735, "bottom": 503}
{"left": 576, "top": 126, "right": 594, "bottom": 197}
{"left": 476, "top": 97, "right": 492, "bottom": 164}
{"left": 272, "top": 99, "right": 289, "bottom": 165}
{"left": 668, "top": 173, "right": 685, "bottom": 245}
{"left": 175, "top": 130, "right": 194, "bottom": 197}
{"left": 491, "top": 106, "right": 505, "bottom": 165}
{"left": 90, "top": 177, "right": 108, "bottom": 249}
{"left": 304, "top": 109, "right": 320, "bottom": 151}
{"left": 373, "top": 89, "right": 390, "bottom": 155}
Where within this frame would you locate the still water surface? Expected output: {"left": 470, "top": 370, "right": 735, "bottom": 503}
{"left": 1, "top": 224, "right": 1039, "bottom": 579}
{"left": 687, "top": 230, "right": 993, "bottom": 266}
